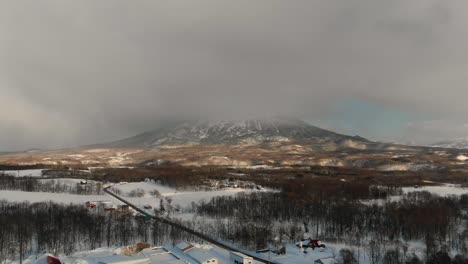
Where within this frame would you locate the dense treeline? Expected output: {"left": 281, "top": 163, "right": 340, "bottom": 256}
{"left": 90, "top": 167, "right": 203, "bottom": 188}
{"left": 86, "top": 165, "right": 468, "bottom": 194}
{"left": 196, "top": 191, "right": 468, "bottom": 263}
{"left": 0, "top": 165, "right": 47, "bottom": 170}
{"left": 0, "top": 175, "right": 103, "bottom": 195}
{"left": 0, "top": 200, "right": 201, "bottom": 262}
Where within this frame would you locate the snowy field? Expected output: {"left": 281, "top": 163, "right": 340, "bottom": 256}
{"left": 37, "top": 178, "right": 100, "bottom": 185}
{"left": 127, "top": 188, "right": 264, "bottom": 208}
{"left": 1, "top": 169, "right": 45, "bottom": 177}
{"left": 113, "top": 181, "right": 177, "bottom": 195}
{"left": 113, "top": 181, "right": 269, "bottom": 208}
{"left": 0, "top": 190, "right": 121, "bottom": 205}
{"left": 402, "top": 184, "right": 468, "bottom": 196}
{"left": 0, "top": 178, "right": 267, "bottom": 209}
{"left": 363, "top": 183, "right": 468, "bottom": 206}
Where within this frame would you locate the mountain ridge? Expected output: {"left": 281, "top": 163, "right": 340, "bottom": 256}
{"left": 95, "top": 118, "right": 369, "bottom": 148}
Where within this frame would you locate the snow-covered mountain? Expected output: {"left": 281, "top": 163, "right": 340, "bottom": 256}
{"left": 100, "top": 118, "right": 368, "bottom": 148}
{"left": 430, "top": 138, "right": 468, "bottom": 149}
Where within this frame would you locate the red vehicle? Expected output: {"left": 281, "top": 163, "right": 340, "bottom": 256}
{"left": 309, "top": 239, "right": 326, "bottom": 249}
{"left": 296, "top": 238, "right": 326, "bottom": 250}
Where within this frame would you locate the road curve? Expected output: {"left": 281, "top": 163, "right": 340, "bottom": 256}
{"left": 103, "top": 186, "right": 280, "bottom": 264}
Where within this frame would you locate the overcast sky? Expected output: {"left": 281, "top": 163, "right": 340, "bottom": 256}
{"left": 1, "top": 0, "right": 468, "bottom": 151}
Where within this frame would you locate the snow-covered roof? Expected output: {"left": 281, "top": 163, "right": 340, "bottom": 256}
{"left": 148, "top": 252, "right": 186, "bottom": 264}
{"left": 185, "top": 248, "right": 217, "bottom": 264}
{"left": 94, "top": 255, "right": 150, "bottom": 264}
{"left": 314, "top": 257, "right": 338, "bottom": 264}
{"left": 138, "top": 247, "right": 169, "bottom": 257}
{"left": 175, "top": 242, "right": 194, "bottom": 252}
{"left": 229, "top": 251, "right": 252, "bottom": 259}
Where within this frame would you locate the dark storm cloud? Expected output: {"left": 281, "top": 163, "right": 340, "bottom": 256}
{"left": 1, "top": 0, "right": 468, "bottom": 150}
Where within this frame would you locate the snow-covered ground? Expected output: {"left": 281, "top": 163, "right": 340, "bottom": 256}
{"left": 113, "top": 181, "right": 270, "bottom": 208}
{"left": 4, "top": 241, "right": 404, "bottom": 264}
{"left": 0, "top": 190, "right": 121, "bottom": 205}
{"left": 113, "top": 181, "right": 176, "bottom": 196}
{"left": 363, "top": 183, "right": 468, "bottom": 206}
{"left": 5, "top": 244, "right": 265, "bottom": 264}
{"left": 3, "top": 178, "right": 445, "bottom": 264}
{"left": 4, "top": 242, "right": 351, "bottom": 264}
{"left": 1, "top": 169, "right": 45, "bottom": 177}
{"left": 37, "top": 178, "right": 100, "bottom": 186}
{"left": 402, "top": 184, "right": 468, "bottom": 197}
{"left": 129, "top": 188, "right": 265, "bottom": 208}
{"left": 256, "top": 244, "right": 337, "bottom": 264}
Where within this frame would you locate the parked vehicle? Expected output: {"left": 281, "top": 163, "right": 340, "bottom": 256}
{"left": 296, "top": 238, "right": 326, "bottom": 250}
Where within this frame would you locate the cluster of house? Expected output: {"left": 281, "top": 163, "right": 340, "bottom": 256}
{"left": 202, "top": 179, "right": 262, "bottom": 190}
{"left": 94, "top": 242, "right": 254, "bottom": 264}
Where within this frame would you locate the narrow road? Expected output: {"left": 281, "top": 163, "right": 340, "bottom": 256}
{"left": 103, "top": 186, "right": 280, "bottom": 264}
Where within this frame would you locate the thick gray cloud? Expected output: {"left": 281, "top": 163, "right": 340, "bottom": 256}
{"left": 1, "top": 0, "right": 468, "bottom": 150}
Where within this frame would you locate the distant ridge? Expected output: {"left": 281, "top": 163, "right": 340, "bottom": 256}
{"left": 430, "top": 138, "right": 468, "bottom": 150}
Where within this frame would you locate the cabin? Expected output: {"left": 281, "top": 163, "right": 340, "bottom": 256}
{"left": 314, "top": 257, "right": 338, "bottom": 264}
{"left": 229, "top": 252, "right": 253, "bottom": 264}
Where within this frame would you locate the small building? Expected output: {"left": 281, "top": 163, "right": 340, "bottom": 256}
{"left": 229, "top": 252, "right": 253, "bottom": 264}
{"left": 314, "top": 257, "right": 338, "bottom": 264}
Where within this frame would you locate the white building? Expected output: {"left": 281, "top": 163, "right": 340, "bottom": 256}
{"left": 229, "top": 252, "right": 253, "bottom": 264}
